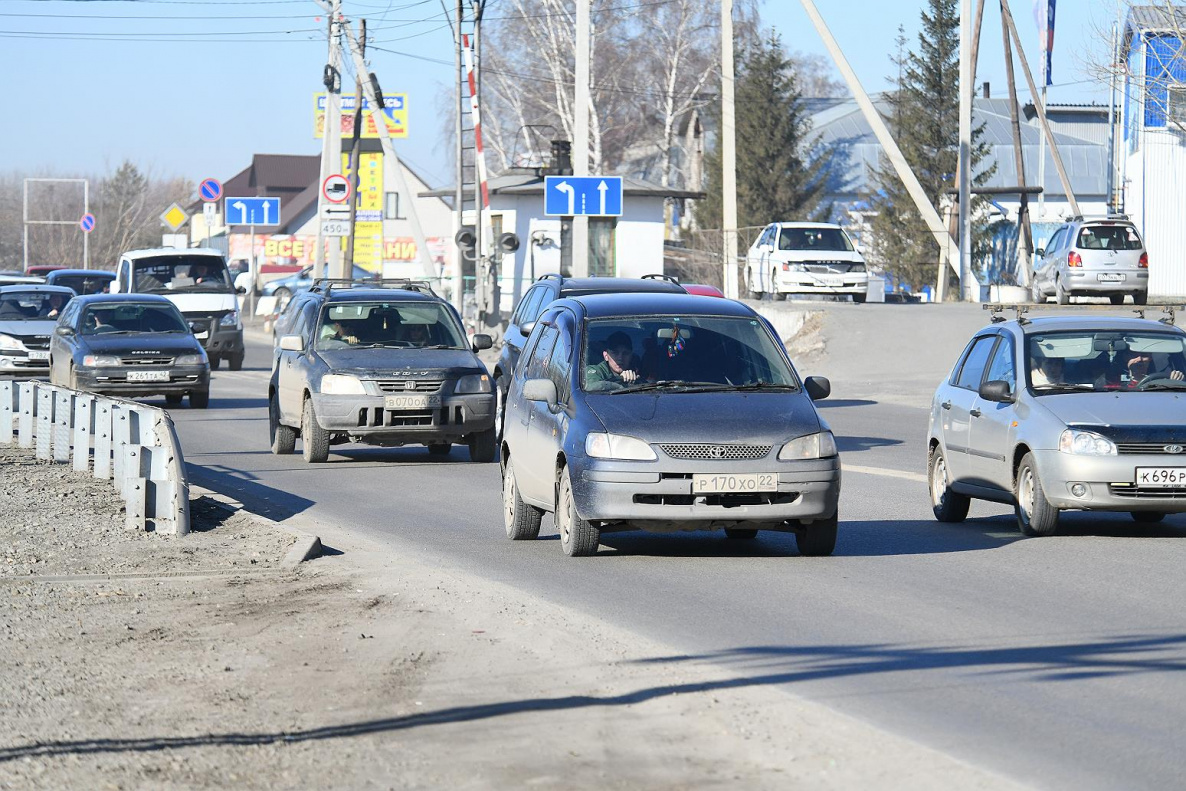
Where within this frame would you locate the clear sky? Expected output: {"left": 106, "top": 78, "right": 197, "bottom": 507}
{"left": 0, "top": 0, "right": 1126, "bottom": 190}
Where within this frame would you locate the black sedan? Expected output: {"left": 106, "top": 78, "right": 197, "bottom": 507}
{"left": 48, "top": 294, "right": 211, "bottom": 408}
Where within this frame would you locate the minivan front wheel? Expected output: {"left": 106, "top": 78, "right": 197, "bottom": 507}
{"left": 558, "top": 467, "right": 599, "bottom": 556}
{"left": 1015, "top": 453, "right": 1059, "bottom": 536}
{"left": 796, "top": 512, "right": 838, "bottom": 556}
{"left": 929, "top": 446, "right": 970, "bottom": 523}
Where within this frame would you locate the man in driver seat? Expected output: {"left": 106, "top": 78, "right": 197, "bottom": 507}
{"left": 585, "top": 331, "right": 639, "bottom": 387}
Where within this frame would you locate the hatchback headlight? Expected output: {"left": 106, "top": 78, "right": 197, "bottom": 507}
{"left": 1059, "top": 429, "right": 1116, "bottom": 456}
{"left": 175, "top": 353, "right": 205, "bottom": 366}
{"left": 320, "top": 374, "right": 365, "bottom": 395}
{"left": 586, "top": 433, "right": 657, "bottom": 461}
{"left": 779, "top": 431, "right": 838, "bottom": 460}
{"left": 82, "top": 354, "right": 120, "bottom": 367}
{"left": 455, "top": 373, "right": 491, "bottom": 394}
{"left": 220, "top": 310, "right": 241, "bottom": 328}
{"left": 0, "top": 334, "right": 23, "bottom": 351}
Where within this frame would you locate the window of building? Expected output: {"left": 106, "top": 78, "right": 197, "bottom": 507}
{"left": 1170, "top": 85, "right": 1186, "bottom": 125}
{"left": 589, "top": 217, "right": 616, "bottom": 277}
{"left": 384, "top": 192, "right": 404, "bottom": 220}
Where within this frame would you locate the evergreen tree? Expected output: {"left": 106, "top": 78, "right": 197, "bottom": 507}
{"left": 866, "top": 0, "right": 994, "bottom": 291}
{"left": 698, "top": 32, "right": 834, "bottom": 231}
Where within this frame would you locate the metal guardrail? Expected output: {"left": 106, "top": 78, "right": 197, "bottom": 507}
{"left": 0, "top": 381, "right": 190, "bottom": 535}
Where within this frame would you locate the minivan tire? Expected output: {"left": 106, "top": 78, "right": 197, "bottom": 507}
{"left": 227, "top": 352, "right": 245, "bottom": 371}
{"left": 1031, "top": 279, "right": 1044, "bottom": 304}
{"left": 468, "top": 428, "right": 497, "bottom": 463}
{"left": 1131, "top": 511, "right": 1165, "bottom": 524}
{"left": 1055, "top": 277, "right": 1069, "bottom": 305}
{"left": 1015, "top": 452, "right": 1059, "bottom": 536}
{"left": 302, "top": 397, "right": 330, "bottom": 463}
{"left": 796, "top": 513, "right": 838, "bottom": 556}
{"left": 503, "top": 457, "right": 543, "bottom": 540}
{"left": 1109, "top": 294, "right": 1125, "bottom": 305}
{"left": 558, "top": 467, "right": 599, "bottom": 556}
{"left": 269, "top": 392, "right": 296, "bottom": 455}
{"left": 929, "top": 446, "right": 970, "bottom": 523}
{"left": 1134, "top": 291, "right": 1148, "bottom": 306}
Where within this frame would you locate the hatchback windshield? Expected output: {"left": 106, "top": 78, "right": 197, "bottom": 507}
{"left": 582, "top": 315, "right": 796, "bottom": 393}
{"left": 132, "top": 256, "right": 233, "bottom": 293}
{"left": 0, "top": 291, "right": 71, "bottom": 321}
{"left": 778, "top": 227, "right": 854, "bottom": 252}
{"left": 1075, "top": 225, "right": 1143, "bottom": 251}
{"left": 1028, "top": 331, "right": 1186, "bottom": 392}
{"left": 315, "top": 301, "right": 468, "bottom": 350}
{"left": 81, "top": 303, "right": 190, "bottom": 335}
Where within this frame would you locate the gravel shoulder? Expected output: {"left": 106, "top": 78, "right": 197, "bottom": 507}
{"left": 1, "top": 444, "right": 1027, "bottom": 790}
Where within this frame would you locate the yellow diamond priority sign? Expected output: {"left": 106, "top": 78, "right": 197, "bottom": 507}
{"left": 160, "top": 202, "right": 189, "bottom": 231}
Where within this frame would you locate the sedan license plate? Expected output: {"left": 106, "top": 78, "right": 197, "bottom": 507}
{"left": 693, "top": 473, "right": 777, "bottom": 494}
{"left": 126, "top": 370, "right": 169, "bottom": 382}
{"left": 384, "top": 394, "right": 441, "bottom": 410}
{"left": 1097, "top": 273, "right": 1126, "bottom": 283}
{"left": 1135, "top": 467, "right": 1186, "bottom": 488}
{"left": 27, "top": 351, "right": 49, "bottom": 361}
{"left": 820, "top": 275, "right": 846, "bottom": 288}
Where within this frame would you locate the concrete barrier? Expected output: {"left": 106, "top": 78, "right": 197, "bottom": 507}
{"left": 0, "top": 381, "right": 190, "bottom": 535}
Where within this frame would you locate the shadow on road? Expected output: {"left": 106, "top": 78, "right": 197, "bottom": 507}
{"left": 185, "top": 463, "right": 316, "bottom": 522}
{"left": 835, "top": 435, "right": 902, "bottom": 453}
{"left": 5, "top": 631, "right": 1184, "bottom": 762}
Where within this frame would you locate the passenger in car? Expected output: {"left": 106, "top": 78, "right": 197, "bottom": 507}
{"left": 1030, "top": 353, "right": 1064, "bottom": 387}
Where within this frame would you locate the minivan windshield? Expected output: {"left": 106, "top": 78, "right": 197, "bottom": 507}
{"left": 132, "top": 256, "right": 234, "bottom": 293}
{"left": 0, "top": 291, "right": 71, "bottom": 321}
{"left": 778, "top": 227, "right": 854, "bottom": 252}
{"left": 582, "top": 315, "right": 797, "bottom": 393}
{"left": 315, "top": 301, "right": 468, "bottom": 350}
{"left": 81, "top": 303, "right": 190, "bottom": 335}
{"left": 1028, "top": 331, "right": 1186, "bottom": 392}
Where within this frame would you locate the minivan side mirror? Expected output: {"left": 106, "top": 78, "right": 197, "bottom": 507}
{"left": 1034, "top": 247, "right": 1045, "bottom": 257}
{"left": 518, "top": 320, "right": 536, "bottom": 336}
{"left": 522, "top": 378, "right": 557, "bottom": 406}
{"left": 279, "top": 334, "right": 306, "bottom": 353}
{"left": 979, "top": 380, "right": 1014, "bottom": 403}
{"left": 472, "top": 333, "right": 493, "bottom": 351}
{"left": 804, "top": 376, "right": 831, "bottom": 401}
{"left": 55, "top": 326, "right": 74, "bottom": 337}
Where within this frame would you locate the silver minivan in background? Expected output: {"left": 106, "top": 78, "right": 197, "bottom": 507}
{"left": 1031, "top": 216, "right": 1149, "bottom": 306}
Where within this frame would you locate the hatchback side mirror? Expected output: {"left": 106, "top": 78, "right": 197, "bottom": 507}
{"left": 522, "top": 378, "right": 557, "bottom": 406}
{"left": 279, "top": 334, "right": 305, "bottom": 352}
{"left": 472, "top": 333, "right": 493, "bottom": 351}
{"left": 979, "top": 379, "right": 1014, "bottom": 403}
{"left": 804, "top": 376, "right": 831, "bottom": 401}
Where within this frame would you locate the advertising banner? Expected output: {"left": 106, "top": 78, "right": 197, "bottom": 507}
{"left": 315, "top": 93, "right": 408, "bottom": 139}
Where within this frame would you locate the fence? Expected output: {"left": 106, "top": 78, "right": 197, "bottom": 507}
{"left": 664, "top": 226, "right": 768, "bottom": 293}
{"left": 0, "top": 381, "right": 190, "bottom": 535}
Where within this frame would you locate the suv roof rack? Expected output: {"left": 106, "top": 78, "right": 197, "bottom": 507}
{"left": 983, "top": 303, "right": 1181, "bottom": 326}
{"left": 311, "top": 278, "right": 438, "bottom": 296}
{"left": 1063, "top": 213, "right": 1131, "bottom": 223}
{"left": 536, "top": 273, "right": 563, "bottom": 282}
{"left": 641, "top": 273, "right": 681, "bottom": 284}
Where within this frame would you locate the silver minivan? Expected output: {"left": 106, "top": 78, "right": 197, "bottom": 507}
{"left": 1031, "top": 217, "right": 1149, "bottom": 306}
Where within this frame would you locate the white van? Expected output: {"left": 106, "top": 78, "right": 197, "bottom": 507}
{"left": 744, "top": 222, "right": 870, "bottom": 303}
{"left": 112, "top": 248, "right": 245, "bottom": 369}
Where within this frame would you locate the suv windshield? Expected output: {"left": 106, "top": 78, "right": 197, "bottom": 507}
{"left": 0, "top": 291, "right": 71, "bottom": 321}
{"left": 132, "top": 256, "right": 233, "bottom": 293}
{"left": 81, "top": 303, "right": 189, "bottom": 335}
{"left": 582, "top": 315, "right": 797, "bottom": 393}
{"left": 1076, "top": 224, "right": 1143, "bottom": 251}
{"left": 778, "top": 227, "right": 853, "bottom": 252}
{"left": 315, "top": 301, "right": 468, "bottom": 350}
{"left": 1029, "top": 331, "right": 1186, "bottom": 392}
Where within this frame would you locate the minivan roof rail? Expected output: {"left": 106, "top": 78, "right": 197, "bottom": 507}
{"left": 536, "top": 273, "right": 563, "bottom": 282}
{"left": 311, "top": 278, "right": 437, "bottom": 296}
{"left": 641, "top": 273, "right": 681, "bottom": 284}
{"left": 983, "top": 303, "right": 1180, "bottom": 326}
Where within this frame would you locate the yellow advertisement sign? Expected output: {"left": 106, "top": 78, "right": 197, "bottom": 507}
{"left": 315, "top": 93, "right": 407, "bottom": 139}
{"left": 339, "top": 152, "right": 384, "bottom": 271}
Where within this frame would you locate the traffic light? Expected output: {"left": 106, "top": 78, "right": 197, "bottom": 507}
{"left": 498, "top": 232, "right": 520, "bottom": 254}
{"left": 455, "top": 226, "right": 477, "bottom": 261}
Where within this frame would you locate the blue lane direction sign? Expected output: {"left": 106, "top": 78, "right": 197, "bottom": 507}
{"left": 199, "top": 178, "right": 223, "bottom": 203}
{"left": 544, "top": 176, "right": 623, "bottom": 217}
{"left": 225, "top": 197, "right": 281, "bottom": 226}
{"left": 79, "top": 213, "right": 96, "bottom": 233}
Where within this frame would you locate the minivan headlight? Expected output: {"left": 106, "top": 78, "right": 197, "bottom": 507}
{"left": 82, "top": 354, "right": 120, "bottom": 367}
{"left": 586, "top": 433, "right": 657, "bottom": 461}
{"left": 1059, "top": 429, "right": 1116, "bottom": 456}
{"left": 174, "top": 353, "right": 205, "bottom": 366}
{"left": 455, "top": 373, "right": 491, "bottom": 394}
{"left": 320, "top": 374, "right": 365, "bottom": 395}
{"left": 0, "top": 334, "right": 23, "bottom": 351}
{"left": 220, "top": 310, "right": 241, "bottom": 328}
{"left": 779, "top": 431, "right": 838, "bottom": 460}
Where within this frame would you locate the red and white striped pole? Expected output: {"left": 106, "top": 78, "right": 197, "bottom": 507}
{"left": 462, "top": 34, "right": 493, "bottom": 262}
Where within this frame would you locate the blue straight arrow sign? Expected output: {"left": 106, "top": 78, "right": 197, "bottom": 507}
{"left": 224, "top": 197, "right": 281, "bottom": 226}
{"left": 544, "top": 176, "right": 623, "bottom": 217}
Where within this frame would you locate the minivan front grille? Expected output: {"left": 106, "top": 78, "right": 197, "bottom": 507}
{"left": 659, "top": 443, "right": 772, "bottom": 461}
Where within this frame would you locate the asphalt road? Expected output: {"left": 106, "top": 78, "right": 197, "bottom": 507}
{"left": 169, "top": 308, "right": 1186, "bottom": 791}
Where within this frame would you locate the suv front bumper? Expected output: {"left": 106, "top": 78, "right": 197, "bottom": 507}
{"left": 569, "top": 456, "right": 841, "bottom": 531}
{"left": 311, "top": 392, "right": 495, "bottom": 443}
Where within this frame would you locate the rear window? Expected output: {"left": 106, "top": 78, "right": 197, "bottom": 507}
{"left": 1076, "top": 225, "right": 1143, "bottom": 251}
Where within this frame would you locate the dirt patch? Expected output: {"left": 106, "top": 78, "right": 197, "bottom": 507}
{"left": 786, "top": 310, "right": 827, "bottom": 364}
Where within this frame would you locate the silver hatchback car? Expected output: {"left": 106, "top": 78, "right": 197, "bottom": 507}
{"left": 1031, "top": 216, "right": 1149, "bottom": 306}
{"left": 928, "top": 309, "right": 1186, "bottom": 535}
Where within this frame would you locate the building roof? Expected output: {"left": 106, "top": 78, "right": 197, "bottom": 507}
{"left": 1127, "top": 5, "right": 1186, "bottom": 32}
{"left": 810, "top": 95, "right": 1109, "bottom": 202}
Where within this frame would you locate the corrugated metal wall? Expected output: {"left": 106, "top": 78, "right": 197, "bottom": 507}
{"left": 1138, "top": 131, "right": 1186, "bottom": 299}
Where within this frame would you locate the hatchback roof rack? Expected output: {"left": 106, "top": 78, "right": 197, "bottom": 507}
{"left": 983, "top": 303, "right": 1181, "bottom": 326}
{"left": 311, "top": 278, "right": 437, "bottom": 296}
{"left": 536, "top": 273, "right": 563, "bottom": 282}
{"left": 641, "top": 273, "right": 681, "bottom": 284}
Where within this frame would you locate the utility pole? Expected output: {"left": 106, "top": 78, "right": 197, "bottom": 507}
{"left": 345, "top": 18, "right": 366, "bottom": 268}
{"left": 1001, "top": 6, "right": 1033, "bottom": 284}
{"left": 314, "top": 0, "right": 344, "bottom": 280}
{"left": 721, "top": 0, "right": 739, "bottom": 299}
{"left": 450, "top": 0, "right": 465, "bottom": 312}
{"left": 958, "top": 0, "right": 973, "bottom": 300}
{"left": 572, "top": 0, "right": 591, "bottom": 278}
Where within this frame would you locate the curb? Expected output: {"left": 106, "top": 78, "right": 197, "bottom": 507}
{"left": 189, "top": 484, "right": 323, "bottom": 567}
